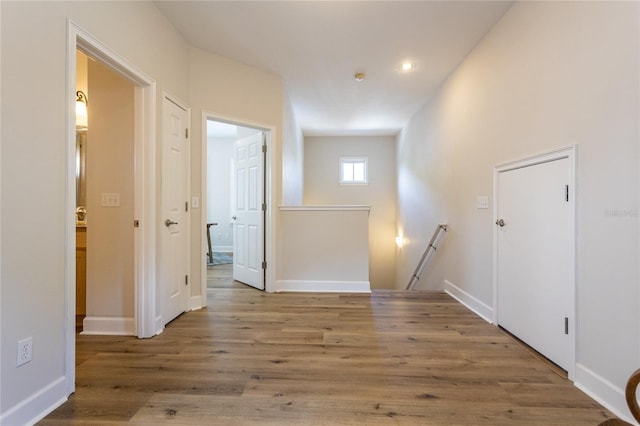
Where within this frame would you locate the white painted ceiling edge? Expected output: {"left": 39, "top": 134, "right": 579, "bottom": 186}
{"left": 207, "top": 120, "right": 238, "bottom": 138}
{"left": 155, "top": 1, "right": 514, "bottom": 137}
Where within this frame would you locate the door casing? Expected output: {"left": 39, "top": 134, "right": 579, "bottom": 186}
{"left": 492, "top": 145, "right": 577, "bottom": 380}
{"left": 66, "top": 20, "right": 158, "bottom": 396}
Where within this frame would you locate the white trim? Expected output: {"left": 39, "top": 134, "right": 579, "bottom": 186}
{"left": 279, "top": 205, "right": 371, "bottom": 212}
{"left": 154, "top": 315, "right": 163, "bottom": 334}
{"left": 575, "top": 364, "right": 636, "bottom": 425}
{"left": 493, "top": 145, "right": 577, "bottom": 380}
{"left": 339, "top": 156, "right": 368, "bottom": 185}
{"left": 0, "top": 377, "right": 67, "bottom": 426}
{"left": 190, "top": 295, "right": 204, "bottom": 311}
{"left": 444, "top": 280, "right": 493, "bottom": 323}
{"left": 68, "top": 20, "right": 157, "bottom": 345}
{"left": 275, "top": 280, "right": 371, "bottom": 293}
{"left": 212, "top": 245, "right": 233, "bottom": 252}
{"left": 81, "top": 317, "right": 135, "bottom": 336}
{"left": 201, "top": 111, "right": 277, "bottom": 297}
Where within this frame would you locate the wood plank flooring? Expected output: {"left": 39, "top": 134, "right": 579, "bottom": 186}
{"left": 40, "top": 265, "right": 617, "bottom": 425}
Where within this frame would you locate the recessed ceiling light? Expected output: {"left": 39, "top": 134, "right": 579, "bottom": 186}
{"left": 354, "top": 72, "right": 366, "bottom": 82}
{"left": 400, "top": 61, "right": 416, "bottom": 72}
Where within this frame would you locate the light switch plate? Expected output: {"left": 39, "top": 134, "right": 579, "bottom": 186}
{"left": 476, "top": 196, "right": 489, "bottom": 209}
{"left": 101, "top": 192, "right": 120, "bottom": 207}
{"left": 191, "top": 196, "right": 200, "bottom": 209}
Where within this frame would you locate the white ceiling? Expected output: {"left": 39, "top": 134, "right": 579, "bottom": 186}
{"left": 155, "top": 1, "right": 513, "bottom": 136}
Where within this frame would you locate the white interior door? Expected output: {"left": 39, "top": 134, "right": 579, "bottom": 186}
{"left": 496, "top": 157, "right": 572, "bottom": 371}
{"left": 233, "top": 132, "right": 264, "bottom": 290}
{"left": 161, "top": 97, "right": 189, "bottom": 324}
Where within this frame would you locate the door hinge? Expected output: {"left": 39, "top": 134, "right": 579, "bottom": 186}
{"left": 565, "top": 185, "right": 569, "bottom": 202}
{"left": 261, "top": 261, "right": 267, "bottom": 270}
{"left": 185, "top": 275, "right": 189, "bottom": 286}
{"left": 564, "top": 317, "right": 569, "bottom": 335}
{"left": 262, "top": 144, "right": 267, "bottom": 153}
{"left": 185, "top": 201, "right": 189, "bottom": 212}
{"left": 185, "top": 128, "right": 189, "bottom": 139}
{"left": 133, "top": 220, "right": 140, "bottom": 228}
{"left": 262, "top": 203, "right": 266, "bottom": 211}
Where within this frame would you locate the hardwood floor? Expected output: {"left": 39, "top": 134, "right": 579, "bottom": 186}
{"left": 40, "top": 266, "right": 617, "bottom": 425}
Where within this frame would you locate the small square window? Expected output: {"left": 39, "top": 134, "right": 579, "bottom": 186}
{"left": 340, "top": 157, "right": 368, "bottom": 185}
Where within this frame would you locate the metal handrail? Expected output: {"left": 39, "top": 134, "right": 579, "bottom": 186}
{"left": 406, "top": 224, "right": 448, "bottom": 290}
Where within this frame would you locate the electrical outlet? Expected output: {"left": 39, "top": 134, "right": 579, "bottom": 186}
{"left": 17, "top": 337, "right": 32, "bottom": 366}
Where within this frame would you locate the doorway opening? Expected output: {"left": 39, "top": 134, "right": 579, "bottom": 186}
{"left": 201, "top": 113, "right": 275, "bottom": 299}
{"left": 66, "top": 20, "right": 157, "bottom": 396}
{"left": 74, "top": 49, "right": 136, "bottom": 335}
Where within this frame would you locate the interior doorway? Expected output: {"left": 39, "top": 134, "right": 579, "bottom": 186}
{"left": 205, "top": 119, "right": 266, "bottom": 291}
{"left": 74, "top": 49, "right": 137, "bottom": 335}
{"left": 67, "top": 20, "right": 157, "bottom": 396}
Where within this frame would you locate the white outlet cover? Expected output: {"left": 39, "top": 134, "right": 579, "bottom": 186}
{"left": 17, "top": 337, "right": 32, "bottom": 366}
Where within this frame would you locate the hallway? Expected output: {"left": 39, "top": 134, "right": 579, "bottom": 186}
{"left": 40, "top": 269, "right": 616, "bottom": 424}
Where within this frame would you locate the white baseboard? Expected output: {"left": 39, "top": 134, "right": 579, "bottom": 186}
{"left": 275, "top": 280, "right": 371, "bottom": 293}
{"left": 212, "top": 245, "right": 232, "bottom": 253}
{"left": 444, "top": 280, "right": 494, "bottom": 323}
{"left": 190, "top": 295, "right": 204, "bottom": 311}
{"left": 154, "top": 315, "right": 164, "bottom": 336}
{"left": 0, "top": 376, "right": 67, "bottom": 426}
{"left": 575, "top": 363, "right": 636, "bottom": 425}
{"left": 81, "top": 316, "right": 135, "bottom": 336}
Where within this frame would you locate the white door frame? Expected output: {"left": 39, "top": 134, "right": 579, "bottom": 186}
{"left": 200, "top": 111, "right": 276, "bottom": 302}
{"left": 492, "top": 145, "right": 577, "bottom": 380}
{"left": 66, "top": 20, "right": 157, "bottom": 394}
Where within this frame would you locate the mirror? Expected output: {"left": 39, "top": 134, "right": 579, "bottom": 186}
{"left": 76, "top": 129, "right": 87, "bottom": 224}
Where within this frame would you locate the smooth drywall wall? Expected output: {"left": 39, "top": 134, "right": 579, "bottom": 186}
{"left": 282, "top": 91, "right": 304, "bottom": 205}
{"left": 396, "top": 1, "right": 639, "bottom": 419}
{"left": 85, "top": 57, "right": 135, "bottom": 321}
{"left": 304, "top": 136, "right": 397, "bottom": 289}
{"left": 1, "top": 1, "right": 188, "bottom": 422}
{"left": 188, "top": 46, "right": 284, "bottom": 299}
{"left": 278, "top": 207, "right": 370, "bottom": 292}
{"left": 206, "top": 136, "right": 235, "bottom": 251}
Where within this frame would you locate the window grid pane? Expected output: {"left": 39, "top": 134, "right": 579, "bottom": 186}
{"left": 340, "top": 157, "right": 368, "bottom": 184}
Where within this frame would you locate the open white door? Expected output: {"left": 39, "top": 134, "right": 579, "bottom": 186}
{"left": 232, "top": 131, "right": 265, "bottom": 290}
{"left": 161, "top": 96, "right": 189, "bottom": 323}
{"left": 496, "top": 155, "right": 573, "bottom": 372}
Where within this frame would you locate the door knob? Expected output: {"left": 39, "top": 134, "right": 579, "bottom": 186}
{"left": 232, "top": 216, "right": 237, "bottom": 220}
{"left": 165, "top": 219, "right": 178, "bottom": 227}
{"left": 495, "top": 219, "right": 505, "bottom": 227}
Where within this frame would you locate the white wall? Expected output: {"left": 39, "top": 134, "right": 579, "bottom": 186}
{"left": 282, "top": 91, "right": 304, "bottom": 205}
{"left": 304, "top": 136, "right": 397, "bottom": 289}
{"left": 206, "top": 136, "right": 235, "bottom": 251}
{"left": 0, "top": 2, "right": 189, "bottom": 423}
{"left": 396, "top": 1, "right": 639, "bottom": 420}
{"left": 277, "top": 207, "right": 370, "bottom": 293}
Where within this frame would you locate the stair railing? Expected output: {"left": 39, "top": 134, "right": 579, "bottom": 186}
{"left": 406, "top": 224, "right": 448, "bottom": 290}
